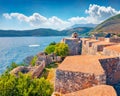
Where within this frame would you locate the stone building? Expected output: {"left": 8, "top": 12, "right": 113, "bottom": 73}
{"left": 61, "top": 38, "right": 81, "bottom": 55}
{"left": 103, "top": 44, "right": 120, "bottom": 56}
{"left": 90, "top": 41, "right": 116, "bottom": 55}
{"left": 71, "top": 32, "right": 78, "bottom": 38}
{"left": 55, "top": 55, "right": 120, "bottom": 94}
{"left": 81, "top": 38, "right": 116, "bottom": 55}
{"left": 61, "top": 32, "right": 82, "bottom": 55}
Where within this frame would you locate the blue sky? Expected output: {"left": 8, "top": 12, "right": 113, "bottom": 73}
{"left": 0, "top": 0, "right": 120, "bottom": 30}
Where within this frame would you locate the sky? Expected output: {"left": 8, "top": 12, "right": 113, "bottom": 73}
{"left": 0, "top": 0, "right": 120, "bottom": 30}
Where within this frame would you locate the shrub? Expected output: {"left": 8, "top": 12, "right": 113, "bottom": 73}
{"left": 44, "top": 45, "right": 56, "bottom": 54}
{"left": 30, "top": 56, "right": 38, "bottom": 66}
{"left": 44, "top": 42, "right": 69, "bottom": 57}
{"left": 0, "top": 73, "right": 53, "bottom": 96}
{"left": 49, "top": 41, "right": 56, "bottom": 45}
{"left": 6, "top": 62, "right": 26, "bottom": 72}
{"left": 54, "top": 43, "right": 69, "bottom": 57}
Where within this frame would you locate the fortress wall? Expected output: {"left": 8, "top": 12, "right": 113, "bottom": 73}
{"left": 110, "top": 37, "right": 120, "bottom": 43}
{"left": 99, "top": 57, "right": 120, "bottom": 84}
{"left": 55, "top": 69, "right": 106, "bottom": 94}
{"left": 61, "top": 38, "right": 82, "bottom": 55}
{"left": 103, "top": 48, "right": 120, "bottom": 56}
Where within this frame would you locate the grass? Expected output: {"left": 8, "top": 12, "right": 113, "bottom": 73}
{"left": 41, "top": 63, "right": 59, "bottom": 84}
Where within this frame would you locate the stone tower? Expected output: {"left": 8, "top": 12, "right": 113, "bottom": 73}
{"left": 71, "top": 32, "right": 78, "bottom": 38}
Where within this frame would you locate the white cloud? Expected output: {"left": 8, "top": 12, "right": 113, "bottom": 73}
{"left": 69, "top": 4, "right": 120, "bottom": 24}
{"left": 3, "top": 13, "right": 70, "bottom": 30}
{"left": 85, "top": 4, "right": 120, "bottom": 22}
{"left": 3, "top": 4, "right": 120, "bottom": 30}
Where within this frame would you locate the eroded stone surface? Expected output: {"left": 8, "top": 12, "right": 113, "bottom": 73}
{"left": 64, "top": 85, "right": 117, "bottom": 96}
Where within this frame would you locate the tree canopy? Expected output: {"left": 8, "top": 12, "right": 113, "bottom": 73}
{"left": 44, "top": 42, "right": 69, "bottom": 57}
{"left": 0, "top": 73, "right": 53, "bottom": 96}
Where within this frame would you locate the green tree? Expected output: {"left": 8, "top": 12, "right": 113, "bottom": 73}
{"left": 54, "top": 43, "right": 69, "bottom": 57}
{"left": 49, "top": 41, "right": 56, "bottom": 45}
{"left": 44, "top": 45, "right": 56, "bottom": 54}
{"left": 0, "top": 73, "right": 53, "bottom": 96}
{"left": 44, "top": 42, "right": 69, "bottom": 57}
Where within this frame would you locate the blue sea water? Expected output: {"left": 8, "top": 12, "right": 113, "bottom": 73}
{"left": 0, "top": 36, "right": 67, "bottom": 73}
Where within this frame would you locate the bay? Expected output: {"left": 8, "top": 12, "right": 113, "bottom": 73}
{"left": 0, "top": 36, "right": 67, "bottom": 73}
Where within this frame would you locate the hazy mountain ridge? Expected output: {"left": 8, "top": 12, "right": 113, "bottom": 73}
{"left": 70, "top": 23, "right": 97, "bottom": 28}
{"left": 90, "top": 14, "right": 120, "bottom": 36}
{"left": 0, "top": 27, "right": 93, "bottom": 37}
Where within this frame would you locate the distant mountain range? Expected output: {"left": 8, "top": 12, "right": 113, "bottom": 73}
{"left": 0, "top": 27, "right": 93, "bottom": 37}
{"left": 90, "top": 14, "right": 120, "bottom": 36}
{"left": 70, "top": 23, "right": 97, "bottom": 29}
{"left": 1, "top": 13, "right": 120, "bottom": 37}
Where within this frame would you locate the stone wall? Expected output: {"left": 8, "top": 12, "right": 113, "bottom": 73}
{"left": 61, "top": 38, "right": 81, "bottom": 55}
{"left": 55, "top": 69, "right": 106, "bottom": 94}
{"left": 99, "top": 57, "right": 120, "bottom": 84}
{"left": 103, "top": 48, "right": 120, "bottom": 57}
{"left": 110, "top": 37, "right": 120, "bottom": 43}
{"left": 37, "top": 52, "right": 62, "bottom": 66}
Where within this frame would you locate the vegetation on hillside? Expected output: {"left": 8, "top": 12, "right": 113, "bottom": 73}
{"left": 6, "top": 62, "right": 26, "bottom": 72}
{"left": 30, "top": 56, "right": 38, "bottom": 66}
{"left": 0, "top": 27, "right": 93, "bottom": 37}
{"left": 44, "top": 42, "right": 69, "bottom": 57}
{"left": 90, "top": 14, "right": 120, "bottom": 36}
{"left": 41, "top": 62, "right": 59, "bottom": 84}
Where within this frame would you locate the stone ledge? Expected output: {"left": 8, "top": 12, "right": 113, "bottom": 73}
{"left": 64, "top": 85, "right": 117, "bottom": 96}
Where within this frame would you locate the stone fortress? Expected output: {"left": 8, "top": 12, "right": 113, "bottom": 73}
{"left": 54, "top": 32, "right": 120, "bottom": 96}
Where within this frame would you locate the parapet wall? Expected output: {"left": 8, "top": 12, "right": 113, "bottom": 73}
{"left": 110, "top": 37, "right": 120, "bottom": 43}
{"left": 55, "top": 69, "right": 106, "bottom": 94}
{"left": 99, "top": 57, "right": 120, "bottom": 84}
{"left": 61, "top": 38, "right": 81, "bottom": 55}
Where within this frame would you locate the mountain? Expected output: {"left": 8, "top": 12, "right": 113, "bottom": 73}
{"left": 0, "top": 28, "right": 61, "bottom": 37}
{"left": 69, "top": 23, "right": 97, "bottom": 29}
{"left": 0, "top": 27, "right": 93, "bottom": 37}
{"left": 90, "top": 14, "right": 120, "bottom": 36}
{"left": 61, "top": 27, "right": 93, "bottom": 36}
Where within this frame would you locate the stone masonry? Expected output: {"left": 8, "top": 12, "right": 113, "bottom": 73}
{"left": 103, "top": 44, "right": 120, "bottom": 57}
{"left": 99, "top": 57, "right": 120, "bottom": 84}
{"left": 55, "top": 55, "right": 120, "bottom": 94}
{"left": 61, "top": 38, "right": 81, "bottom": 55}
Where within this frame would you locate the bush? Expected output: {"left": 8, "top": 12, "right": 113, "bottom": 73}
{"left": 54, "top": 43, "right": 69, "bottom": 57}
{"left": 0, "top": 73, "right": 53, "bottom": 96}
{"left": 44, "top": 42, "right": 69, "bottom": 57}
{"left": 49, "top": 41, "right": 56, "bottom": 45}
{"left": 6, "top": 62, "right": 26, "bottom": 72}
{"left": 30, "top": 56, "right": 38, "bottom": 66}
{"left": 44, "top": 45, "right": 56, "bottom": 54}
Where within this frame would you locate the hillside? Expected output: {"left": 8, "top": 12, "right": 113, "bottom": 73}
{"left": 62, "top": 27, "right": 93, "bottom": 36}
{"left": 70, "top": 23, "right": 97, "bottom": 28}
{"left": 91, "top": 14, "right": 120, "bottom": 36}
{"left": 0, "top": 27, "right": 93, "bottom": 37}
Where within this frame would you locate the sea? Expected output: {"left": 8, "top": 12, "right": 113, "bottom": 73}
{"left": 0, "top": 36, "right": 67, "bottom": 73}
